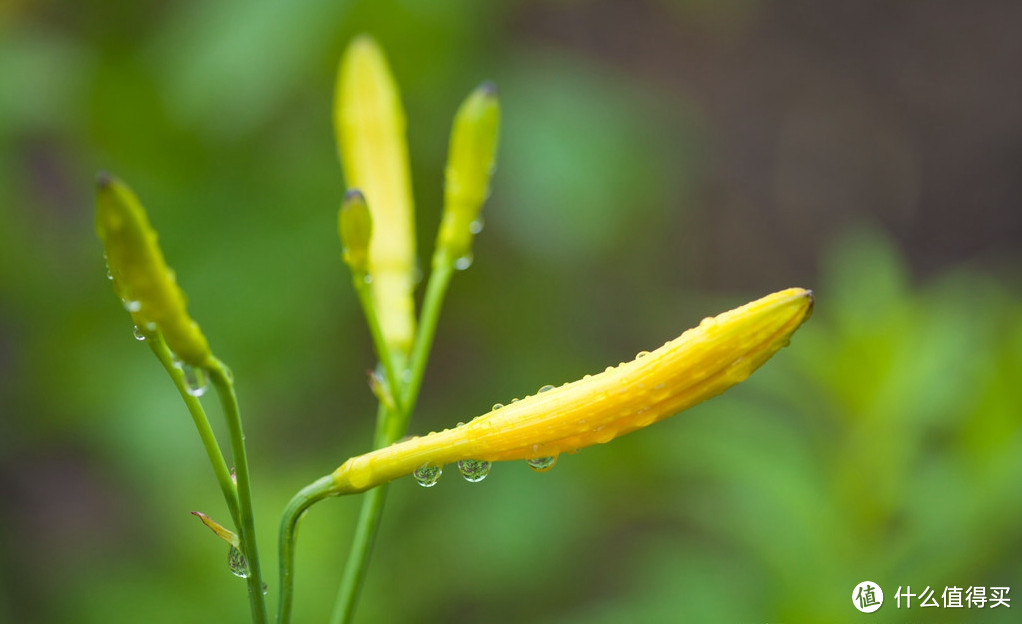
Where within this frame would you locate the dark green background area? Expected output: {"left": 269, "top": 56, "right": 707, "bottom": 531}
{"left": 2, "top": 1, "right": 1020, "bottom": 622}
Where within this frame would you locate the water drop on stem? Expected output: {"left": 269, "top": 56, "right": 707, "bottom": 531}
{"left": 228, "top": 545, "right": 250, "bottom": 578}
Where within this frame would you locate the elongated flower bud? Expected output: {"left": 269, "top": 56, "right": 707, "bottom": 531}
{"left": 95, "top": 173, "right": 211, "bottom": 367}
{"left": 436, "top": 82, "right": 500, "bottom": 264}
{"left": 331, "top": 288, "right": 814, "bottom": 492}
{"left": 339, "top": 189, "right": 373, "bottom": 275}
{"left": 334, "top": 35, "right": 417, "bottom": 355}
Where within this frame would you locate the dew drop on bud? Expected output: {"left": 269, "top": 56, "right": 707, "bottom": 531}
{"left": 491, "top": 403, "right": 504, "bottom": 411}
{"left": 469, "top": 217, "right": 484, "bottom": 234}
{"left": 132, "top": 325, "right": 146, "bottom": 341}
{"left": 457, "top": 459, "right": 491, "bottom": 483}
{"left": 228, "top": 545, "right": 250, "bottom": 578}
{"left": 182, "top": 364, "right": 209, "bottom": 397}
{"left": 413, "top": 463, "right": 442, "bottom": 488}
{"left": 635, "top": 350, "right": 650, "bottom": 359}
{"left": 453, "top": 253, "right": 474, "bottom": 271}
{"left": 123, "top": 299, "right": 142, "bottom": 313}
{"left": 526, "top": 456, "right": 557, "bottom": 473}
{"left": 538, "top": 384, "right": 555, "bottom": 393}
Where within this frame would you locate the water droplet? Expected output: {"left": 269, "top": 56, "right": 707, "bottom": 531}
{"left": 491, "top": 403, "right": 504, "bottom": 411}
{"left": 538, "top": 384, "right": 555, "bottom": 393}
{"left": 106, "top": 268, "right": 114, "bottom": 281}
{"left": 228, "top": 545, "right": 250, "bottom": 578}
{"left": 262, "top": 583, "right": 269, "bottom": 595}
{"left": 182, "top": 364, "right": 208, "bottom": 397}
{"left": 123, "top": 299, "right": 141, "bottom": 313}
{"left": 510, "top": 398, "right": 519, "bottom": 403}
{"left": 362, "top": 273, "right": 373, "bottom": 284}
{"left": 635, "top": 350, "right": 650, "bottom": 359}
{"left": 453, "top": 253, "right": 473, "bottom": 271}
{"left": 457, "top": 459, "right": 491, "bottom": 482}
{"left": 144, "top": 321, "right": 157, "bottom": 331}
{"left": 413, "top": 463, "right": 442, "bottom": 487}
{"left": 526, "top": 456, "right": 557, "bottom": 473}
{"left": 469, "top": 217, "right": 484, "bottom": 234}
{"left": 132, "top": 325, "right": 146, "bottom": 341}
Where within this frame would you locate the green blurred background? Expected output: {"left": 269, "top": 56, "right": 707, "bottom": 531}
{"left": 2, "top": 0, "right": 1021, "bottom": 622}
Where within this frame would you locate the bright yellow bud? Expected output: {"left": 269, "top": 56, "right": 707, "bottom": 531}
{"left": 334, "top": 36, "right": 417, "bottom": 355}
{"left": 331, "top": 288, "right": 814, "bottom": 492}
{"left": 436, "top": 82, "right": 500, "bottom": 264}
{"left": 95, "top": 173, "right": 211, "bottom": 367}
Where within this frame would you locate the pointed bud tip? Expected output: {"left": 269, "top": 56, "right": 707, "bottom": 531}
{"left": 478, "top": 81, "right": 498, "bottom": 97}
{"left": 344, "top": 188, "right": 366, "bottom": 204}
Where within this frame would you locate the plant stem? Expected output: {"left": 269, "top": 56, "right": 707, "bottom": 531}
{"left": 328, "top": 483, "right": 389, "bottom": 624}
{"left": 209, "top": 359, "right": 269, "bottom": 624}
{"left": 328, "top": 257, "right": 455, "bottom": 624}
{"left": 353, "top": 276, "right": 404, "bottom": 413}
{"left": 277, "top": 475, "right": 337, "bottom": 624}
{"left": 146, "top": 334, "right": 240, "bottom": 525}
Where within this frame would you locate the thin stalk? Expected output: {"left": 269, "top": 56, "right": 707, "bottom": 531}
{"left": 328, "top": 257, "right": 455, "bottom": 624}
{"left": 146, "top": 334, "right": 240, "bottom": 525}
{"left": 390, "top": 258, "right": 454, "bottom": 441}
{"left": 209, "top": 359, "right": 269, "bottom": 624}
{"left": 328, "top": 483, "right": 389, "bottom": 624}
{"left": 353, "top": 275, "right": 404, "bottom": 413}
{"left": 277, "top": 475, "right": 337, "bottom": 624}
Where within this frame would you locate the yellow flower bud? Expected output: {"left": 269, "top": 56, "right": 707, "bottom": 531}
{"left": 338, "top": 189, "right": 373, "bottom": 275}
{"left": 331, "top": 288, "right": 814, "bottom": 492}
{"left": 95, "top": 173, "right": 211, "bottom": 367}
{"left": 334, "top": 36, "right": 417, "bottom": 355}
{"left": 436, "top": 82, "right": 500, "bottom": 264}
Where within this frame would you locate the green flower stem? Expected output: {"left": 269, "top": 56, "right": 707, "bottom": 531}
{"left": 328, "top": 257, "right": 456, "bottom": 624}
{"left": 146, "top": 333, "right": 240, "bottom": 525}
{"left": 208, "top": 359, "right": 269, "bottom": 624}
{"left": 277, "top": 474, "right": 337, "bottom": 624}
{"left": 352, "top": 275, "right": 404, "bottom": 413}
{"left": 329, "top": 481, "right": 390, "bottom": 624}
{"left": 391, "top": 257, "right": 454, "bottom": 441}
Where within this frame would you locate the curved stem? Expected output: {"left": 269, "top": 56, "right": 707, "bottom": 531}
{"left": 277, "top": 475, "right": 338, "bottom": 624}
{"left": 209, "top": 359, "right": 269, "bottom": 624}
{"left": 146, "top": 334, "right": 240, "bottom": 525}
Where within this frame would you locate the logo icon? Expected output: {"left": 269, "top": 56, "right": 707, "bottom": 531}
{"left": 853, "top": 581, "right": 884, "bottom": 613}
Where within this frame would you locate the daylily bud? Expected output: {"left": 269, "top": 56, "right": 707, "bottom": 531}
{"left": 339, "top": 189, "right": 373, "bottom": 275}
{"left": 334, "top": 36, "right": 417, "bottom": 356}
{"left": 436, "top": 82, "right": 500, "bottom": 264}
{"left": 95, "top": 173, "right": 211, "bottom": 367}
{"left": 331, "top": 288, "right": 815, "bottom": 492}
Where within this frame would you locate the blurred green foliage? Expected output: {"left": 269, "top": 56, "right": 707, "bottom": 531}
{"left": 2, "top": 1, "right": 1020, "bottom": 623}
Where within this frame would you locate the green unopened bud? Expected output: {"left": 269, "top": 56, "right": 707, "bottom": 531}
{"left": 339, "top": 189, "right": 373, "bottom": 275}
{"left": 437, "top": 81, "right": 500, "bottom": 264}
{"left": 95, "top": 173, "right": 211, "bottom": 367}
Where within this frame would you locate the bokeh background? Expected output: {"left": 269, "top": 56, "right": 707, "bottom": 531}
{"left": 2, "top": 0, "right": 1021, "bottom": 622}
